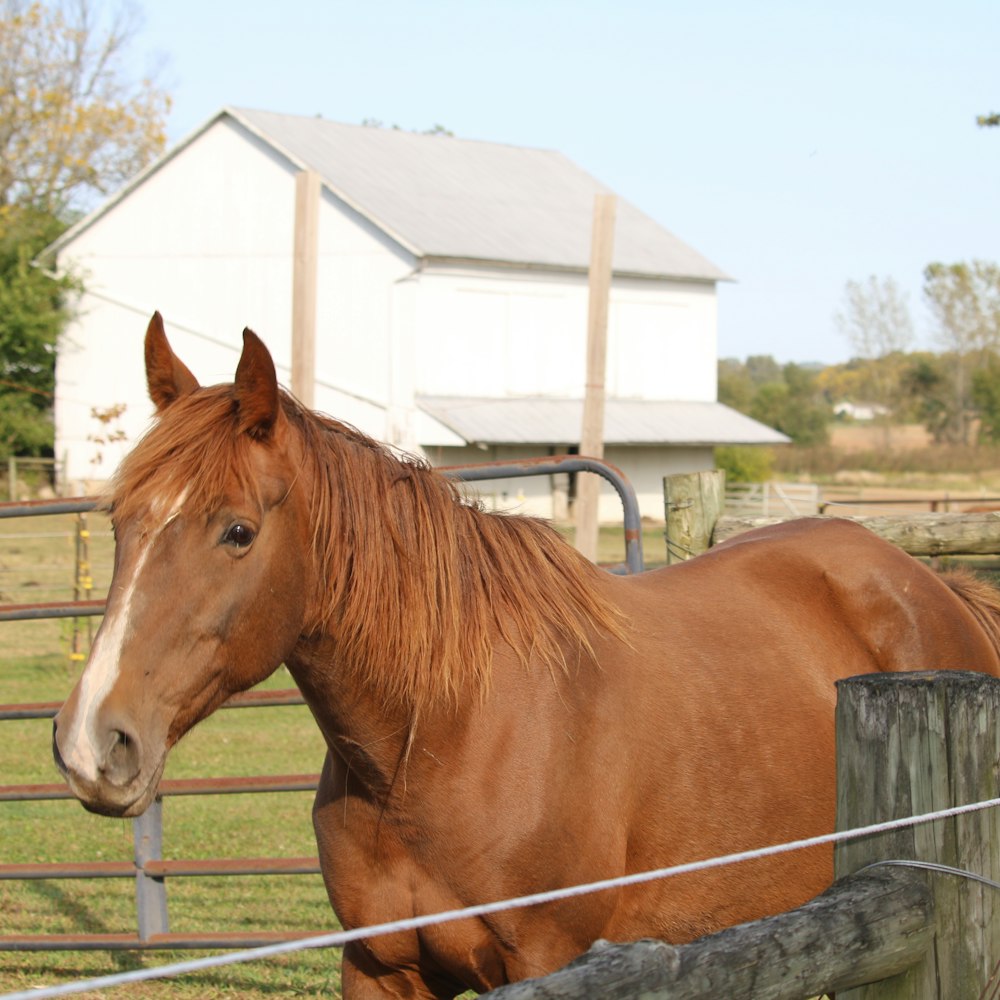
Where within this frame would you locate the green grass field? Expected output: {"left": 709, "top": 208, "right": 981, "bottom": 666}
{"left": 0, "top": 512, "right": 665, "bottom": 997}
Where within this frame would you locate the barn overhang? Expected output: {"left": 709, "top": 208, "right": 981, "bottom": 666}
{"left": 415, "top": 396, "right": 789, "bottom": 449}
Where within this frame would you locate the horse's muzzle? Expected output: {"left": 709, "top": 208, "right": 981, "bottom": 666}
{"left": 51, "top": 716, "right": 156, "bottom": 818}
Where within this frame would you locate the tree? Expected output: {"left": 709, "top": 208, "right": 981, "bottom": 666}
{"left": 749, "top": 363, "right": 831, "bottom": 447}
{"left": 717, "top": 357, "right": 755, "bottom": 413}
{"left": 0, "top": 0, "right": 170, "bottom": 215}
{"left": 0, "top": 206, "right": 77, "bottom": 454}
{"left": 835, "top": 275, "right": 914, "bottom": 361}
{"left": 972, "top": 352, "right": 1000, "bottom": 443}
{"left": 900, "top": 353, "right": 953, "bottom": 443}
{"left": 833, "top": 276, "right": 914, "bottom": 442}
{"left": 0, "top": 0, "right": 168, "bottom": 454}
{"left": 923, "top": 260, "right": 1000, "bottom": 443}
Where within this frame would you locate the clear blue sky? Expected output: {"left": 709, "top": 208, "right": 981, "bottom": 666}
{"left": 131, "top": 0, "right": 999, "bottom": 365}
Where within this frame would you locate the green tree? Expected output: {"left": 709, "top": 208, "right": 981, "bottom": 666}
{"left": 749, "top": 363, "right": 830, "bottom": 446}
{"left": 717, "top": 357, "right": 755, "bottom": 413}
{"left": 972, "top": 352, "right": 1000, "bottom": 443}
{"left": 714, "top": 445, "right": 774, "bottom": 483}
{"left": 0, "top": 207, "right": 77, "bottom": 454}
{"left": 900, "top": 352, "right": 954, "bottom": 442}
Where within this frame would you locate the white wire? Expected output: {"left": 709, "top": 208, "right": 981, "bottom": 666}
{"left": 5, "top": 793, "right": 1000, "bottom": 1000}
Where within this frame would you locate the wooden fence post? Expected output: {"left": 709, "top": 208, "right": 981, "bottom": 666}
{"left": 663, "top": 470, "right": 725, "bottom": 564}
{"left": 834, "top": 671, "right": 1000, "bottom": 999}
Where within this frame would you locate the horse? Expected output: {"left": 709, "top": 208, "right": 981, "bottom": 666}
{"left": 53, "top": 313, "right": 1000, "bottom": 999}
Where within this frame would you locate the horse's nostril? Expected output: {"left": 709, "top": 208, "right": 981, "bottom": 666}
{"left": 103, "top": 726, "right": 142, "bottom": 785}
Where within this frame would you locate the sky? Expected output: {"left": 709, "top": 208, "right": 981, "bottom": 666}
{"left": 128, "top": 0, "right": 999, "bottom": 366}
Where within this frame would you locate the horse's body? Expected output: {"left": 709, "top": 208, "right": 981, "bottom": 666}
{"left": 53, "top": 315, "right": 1000, "bottom": 998}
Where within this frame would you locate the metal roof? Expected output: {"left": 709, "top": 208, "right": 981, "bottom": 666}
{"left": 230, "top": 107, "right": 730, "bottom": 282}
{"left": 416, "top": 397, "right": 789, "bottom": 447}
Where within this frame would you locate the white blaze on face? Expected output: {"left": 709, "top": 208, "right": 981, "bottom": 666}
{"left": 60, "top": 489, "right": 188, "bottom": 782}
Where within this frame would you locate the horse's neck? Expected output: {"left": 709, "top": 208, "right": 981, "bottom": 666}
{"left": 285, "top": 641, "right": 414, "bottom": 797}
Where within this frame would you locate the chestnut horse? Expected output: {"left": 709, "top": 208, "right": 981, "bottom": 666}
{"left": 54, "top": 314, "right": 1000, "bottom": 999}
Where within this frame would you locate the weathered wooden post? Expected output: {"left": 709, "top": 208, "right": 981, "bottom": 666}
{"left": 663, "top": 470, "right": 725, "bottom": 563}
{"left": 835, "top": 671, "right": 1000, "bottom": 999}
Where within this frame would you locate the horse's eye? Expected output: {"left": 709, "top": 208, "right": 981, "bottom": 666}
{"left": 223, "top": 523, "right": 256, "bottom": 549}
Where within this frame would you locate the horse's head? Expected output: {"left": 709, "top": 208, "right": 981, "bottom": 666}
{"left": 53, "top": 314, "right": 311, "bottom": 817}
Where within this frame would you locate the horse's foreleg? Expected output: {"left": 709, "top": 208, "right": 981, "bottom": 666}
{"left": 341, "top": 941, "right": 459, "bottom": 1000}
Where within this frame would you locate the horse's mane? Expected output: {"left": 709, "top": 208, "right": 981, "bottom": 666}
{"left": 107, "top": 385, "right": 630, "bottom": 713}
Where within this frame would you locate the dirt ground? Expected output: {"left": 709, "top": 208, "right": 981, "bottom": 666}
{"left": 828, "top": 423, "right": 933, "bottom": 453}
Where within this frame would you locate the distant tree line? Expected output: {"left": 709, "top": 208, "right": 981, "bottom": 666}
{"left": 721, "top": 262, "right": 1000, "bottom": 448}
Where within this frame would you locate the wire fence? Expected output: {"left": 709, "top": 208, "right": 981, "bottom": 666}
{"left": 4, "top": 793, "right": 999, "bottom": 1000}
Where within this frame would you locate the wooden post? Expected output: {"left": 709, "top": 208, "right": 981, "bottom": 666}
{"left": 574, "top": 194, "right": 616, "bottom": 562}
{"left": 291, "top": 169, "right": 320, "bottom": 408}
{"left": 664, "top": 470, "right": 726, "bottom": 563}
{"left": 835, "top": 671, "right": 1000, "bottom": 999}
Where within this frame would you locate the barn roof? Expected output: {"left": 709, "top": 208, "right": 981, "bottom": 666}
{"left": 46, "top": 107, "right": 730, "bottom": 282}
{"left": 230, "top": 108, "right": 729, "bottom": 282}
{"left": 416, "top": 397, "right": 789, "bottom": 447}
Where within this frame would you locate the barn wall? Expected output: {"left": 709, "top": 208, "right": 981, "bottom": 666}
{"left": 409, "top": 267, "right": 718, "bottom": 403}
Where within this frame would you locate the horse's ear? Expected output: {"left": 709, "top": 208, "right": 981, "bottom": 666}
{"left": 145, "top": 312, "right": 200, "bottom": 412}
{"left": 234, "top": 328, "right": 281, "bottom": 439}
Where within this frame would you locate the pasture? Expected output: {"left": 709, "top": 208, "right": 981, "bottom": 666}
{"left": 0, "top": 510, "right": 658, "bottom": 996}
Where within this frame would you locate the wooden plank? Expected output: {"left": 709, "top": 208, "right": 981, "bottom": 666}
{"left": 835, "top": 671, "right": 1000, "bottom": 998}
{"left": 713, "top": 511, "right": 1000, "bottom": 555}
{"left": 480, "top": 867, "right": 931, "bottom": 1000}
{"left": 291, "top": 169, "right": 321, "bottom": 408}
{"left": 574, "top": 193, "right": 616, "bottom": 562}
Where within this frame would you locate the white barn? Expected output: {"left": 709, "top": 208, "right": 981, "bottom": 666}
{"left": 46, "top": 107, "right": 785, "bottom": 519}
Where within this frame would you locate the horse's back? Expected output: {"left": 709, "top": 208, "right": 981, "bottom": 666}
{"left": 585, "top": 515, "right": 1000, "bottom": 941}
{"left": 624, "top": 516, "right": 1000, "bottom": 675}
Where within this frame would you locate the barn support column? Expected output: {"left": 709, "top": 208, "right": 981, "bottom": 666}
{"left": 291, "top": 169, "right": 320, "bottom": 408}
{"left": 575, "top": 193, "right": 616, "bottom": 561}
